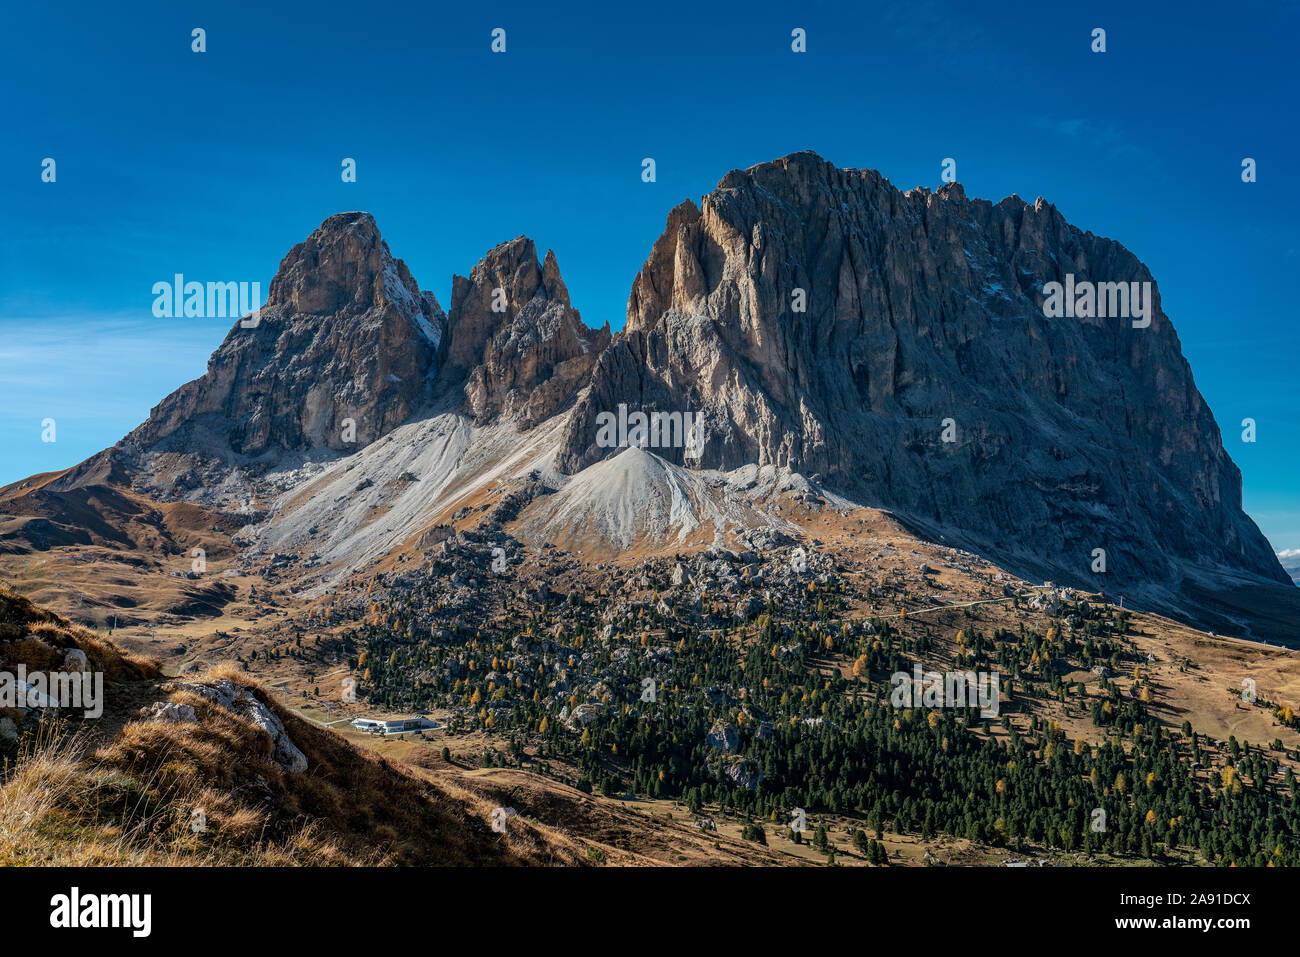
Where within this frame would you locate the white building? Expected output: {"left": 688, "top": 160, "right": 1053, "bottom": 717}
{"left": 350, "top": 716, "right": 438, "bottom": 735}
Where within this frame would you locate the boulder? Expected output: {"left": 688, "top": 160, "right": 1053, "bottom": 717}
{"left": 706, "top": 719, "right": 740, "bottom": 752}
{"left": 146, "top": 701, "right": 198, "bottom": 724}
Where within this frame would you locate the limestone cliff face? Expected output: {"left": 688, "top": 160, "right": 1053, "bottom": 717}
{"left": 128, "top": 212, "right": 444, "bottom": 456}
{"left": 559, "top": 152, "right": 1287, "bottom": 590}
{"left": 116, "top": 217, "right": 605, "bottom": 464}
{"left": 442, "top": 237, "right": 609, "bottom": 428}
{"left": 33, "top": 153, "right": 1288, "bottom": 600}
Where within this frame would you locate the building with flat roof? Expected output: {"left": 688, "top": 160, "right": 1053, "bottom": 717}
{"left": 350, "top": 716, "right": 438, "bottom": 735}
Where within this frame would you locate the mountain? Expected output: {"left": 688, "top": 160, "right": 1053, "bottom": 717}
{"left": 560, "top": 153, "right": 1287, "bottom": 605}
{"left": 441, "top": 236, "right": 610, "bottom": 426}
{"left": 135, "top": 212, "right": 445, "bottom": 457}
{"left": 5, "top": 155, "right": 1300, "bottom": 869}
{"left": 0, "top": 152, "right": 1293, "bottom": 641}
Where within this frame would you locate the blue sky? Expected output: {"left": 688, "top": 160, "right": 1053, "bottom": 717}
{"left": 2, "top": 0, "right": 1297, "bottom": 549}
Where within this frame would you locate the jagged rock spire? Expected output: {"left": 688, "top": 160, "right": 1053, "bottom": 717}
{"left": 128, "top": 212, "right": 444, "bottom": 456}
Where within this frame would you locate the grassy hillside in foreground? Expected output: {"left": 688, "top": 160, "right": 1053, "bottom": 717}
{"left": 0, "top": 583, "right": 596, "bottom": 866}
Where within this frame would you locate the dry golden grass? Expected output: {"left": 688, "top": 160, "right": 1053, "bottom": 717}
{"left": 6, "top": 493, "right": 1297, "bottom": 868}
{"left": 0, "top": 582, "right": 592, "bottom": 866}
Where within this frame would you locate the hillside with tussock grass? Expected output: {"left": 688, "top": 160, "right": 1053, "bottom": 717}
{"left": 0, "top": 583, "right": 593, "bottom": 866}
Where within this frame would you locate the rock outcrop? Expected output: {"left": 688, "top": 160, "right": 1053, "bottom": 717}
{"left": 144, "top": 700, "right": 197, "bottom": 724}
{"left": 442, "top": 237, "right": 609, "bottom": 427}
{"left": 172, "top": 679, "right": 308, "bottom": 773}
{"left": 706, "top": 719, "right": 740, "bottom": 752}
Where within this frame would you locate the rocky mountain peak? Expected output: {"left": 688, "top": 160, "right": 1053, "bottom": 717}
{"left": 126, "top": 212, "right": 444, "bottom": 459}
{"left": 566, "top": 150, "right": 1289, "bottom": 599}
{"left": 24, "top": 156, "right": 1289, "bottom": 635}
{"left": 541, "top": 248, "right": 570, "bottom": 307}
{"left": 266, "top": 212, "right": 416, "bottom": 317}
{"left": 442, "top": 238, "right": 608, "bottom": 426}
{"left": 442, "top": 237, "right": 547, "bottom": 376}
{"left": 624, "top": 199, "right": 705, "bottom": 335}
